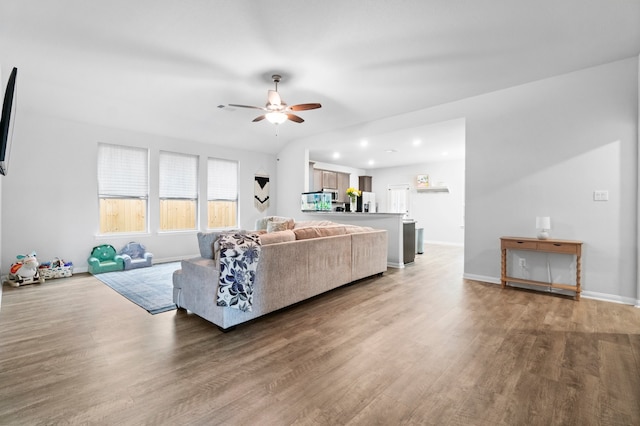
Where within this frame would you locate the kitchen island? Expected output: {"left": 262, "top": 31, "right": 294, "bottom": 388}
{"left": 301, "top": 212, "right": 406, "bottom": 268}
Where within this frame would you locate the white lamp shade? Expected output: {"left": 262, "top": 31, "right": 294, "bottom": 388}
{"left": 536, "top": 216, "right": 551, "bottom": 230}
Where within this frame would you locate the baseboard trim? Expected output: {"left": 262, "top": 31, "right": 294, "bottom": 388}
{"left": 463, "top": 273, "right": 501, "bottom": 285}
{"left": 424, "top": 240, "right": 464, "bottom": 247}
{"left": 463, "top": 273, "right": 638, "bottom": 306}
{"left": 581, "top": 291, "right": 638, "bottom": 306}
{"left": 387, "top": 262, "right": 405, "bottom": 269}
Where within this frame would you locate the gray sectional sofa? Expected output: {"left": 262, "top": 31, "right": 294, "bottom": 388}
{"left": 172, "top": 219, "right": 388, "bottom": 330}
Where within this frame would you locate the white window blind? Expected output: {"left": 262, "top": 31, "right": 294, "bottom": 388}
{"left": 208, "top": 158, "right": 237, "bottom": 201}
{"left": 98, "top": 144, "right": 148, "bottom": 197}
{"left": 159, "top": 151, "right": 198, "bottom": 199}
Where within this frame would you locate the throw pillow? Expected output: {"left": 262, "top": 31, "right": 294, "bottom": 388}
{"left": 255, "top": 216, "right": 295, "bottom": 230}
{"left": 267, "top": 221, "right": 289, "bottom": 233}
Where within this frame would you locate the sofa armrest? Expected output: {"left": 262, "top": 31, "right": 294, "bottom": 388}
{"left": 120, "top": 254, "right": 132, "bottom": 267}
{"left": 177, "top": 258, "right": 219, "bottom": 289}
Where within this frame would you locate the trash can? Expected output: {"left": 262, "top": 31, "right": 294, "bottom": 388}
{"left": 415, "top": 228, "right": 424, "bottom": 254}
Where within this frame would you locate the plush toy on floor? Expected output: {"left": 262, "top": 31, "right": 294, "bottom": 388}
{"left": 6, "top": 251, "right": 45, "bottom": 287}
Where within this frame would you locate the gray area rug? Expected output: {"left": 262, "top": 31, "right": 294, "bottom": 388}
{"left": 94, "top": 262, "right": 180, "bottom": 314}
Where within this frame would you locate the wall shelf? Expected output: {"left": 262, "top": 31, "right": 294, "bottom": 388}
{"left": 416, "top": 186, "right": 449, "bottom": 193}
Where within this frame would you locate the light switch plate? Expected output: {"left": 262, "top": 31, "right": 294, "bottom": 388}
{"left": 593, "top": 190, "right": 609, "bottom": 201}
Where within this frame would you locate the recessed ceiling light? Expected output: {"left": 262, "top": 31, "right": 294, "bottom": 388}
{"left": 413, "top": 139, "right": 421, "bottom": 146}
{"left": 385, "top": 149, "right": 398, "bottom": 153}
{"left": 333, "top": 152, "right": 340, "bottom": 159}
{"left": 441, "top": 151, "right": 448, "bottom": 156}
{"left": 368, "top": 160, "right": 375, "bottom": 165}
{"left": 360, "top": 140, "right": 369, "bottom": 147}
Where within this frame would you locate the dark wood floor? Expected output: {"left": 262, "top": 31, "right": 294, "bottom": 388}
{"left": 1, "top": 244, "right": 639, "bottom": 425}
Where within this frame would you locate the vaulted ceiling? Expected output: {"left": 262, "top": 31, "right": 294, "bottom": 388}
{"left": 1, "top": 1, "right": 639, "bottom": 168}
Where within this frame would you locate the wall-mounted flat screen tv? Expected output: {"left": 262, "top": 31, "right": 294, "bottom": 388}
{"left": 0, "top": 67, "right": 18, "bottom": 176}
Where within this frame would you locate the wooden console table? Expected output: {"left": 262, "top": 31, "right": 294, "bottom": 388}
{"left": 500, "top": 236, "right": 583, "bottom": 300}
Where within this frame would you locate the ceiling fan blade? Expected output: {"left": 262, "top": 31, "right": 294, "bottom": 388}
{"left": 288, "top": 103, "right": 322, "bottom": 111}
{"left": 287, "top": 114, "right": 304, "bottom": 123}
{"left": 252, "top": 115, "right": 266, "bottom": 122}
{"left": 229, "top": 104, "right": 266, "bottom": 111}
{"left": 267, "top": 90, "right": 281, "bottom": 106}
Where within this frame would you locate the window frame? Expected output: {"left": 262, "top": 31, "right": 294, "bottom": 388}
{"left": 207, "top": 157, "right": 239, "bottom": 229}
{"left": 158, "top": 150, "right": 199, "bottom": 232}
{"left": 97, "top": 143, "right": 149, "bottom": 235}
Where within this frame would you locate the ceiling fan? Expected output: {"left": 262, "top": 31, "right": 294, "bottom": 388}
{"left": 229, "top": 74, "right": 321, "bottom": 125}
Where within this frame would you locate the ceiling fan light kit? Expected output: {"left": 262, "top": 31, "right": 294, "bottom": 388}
{"left": 229, "top": 74, "right": 321, "bottom": 126}
{"left": 266, "top": 112, "right": 287, "bottom": 124}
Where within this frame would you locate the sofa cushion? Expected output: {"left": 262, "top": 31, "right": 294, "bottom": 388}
{"left": 258, "top": 230, "right": 296, "bottom": 245}
{"left": 293, "top": 220, "right": 336, "bottom": 229}
{"left": 344, "top": 225, "right": 376, "bottom": 233}
{"left": 293, "top": 226, "right": 347, "bottom": 240}
{"left": 197, "top": 230, "right": 242, "bottom": 258}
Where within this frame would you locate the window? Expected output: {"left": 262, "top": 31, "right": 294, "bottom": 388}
{"left": 159, "top": 151, "right": 198, "bottom": 231}
{"left": 98, "top": 144, "right": 148, "bottom": 234}
{"left": 208, "top": 158, "right": 238, "bottom": 228}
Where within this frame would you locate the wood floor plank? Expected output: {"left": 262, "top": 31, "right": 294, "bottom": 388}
{"left": 1, "top": 244, "right": 639, "bottom": 425}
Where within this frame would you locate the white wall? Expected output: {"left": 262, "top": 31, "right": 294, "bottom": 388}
{"left": 1, "top": 111, "right": 277, "bottom": 271}
{"left": 462, "top": 58, "right": 638, "bottom": 303}
{"left": 275, "top": 144, "right": 308, "bottom": 220}
{"left": 637, "top": 54, "right": 640, "bottom": 307}
{"left": 2, "top": 58, "right": 636, "bottom": 304}
{"left": 278, "top": 57, "right": 639, "bottom": 304}
{"left": 370, "top": 159, "right": 465, "bottom": 245}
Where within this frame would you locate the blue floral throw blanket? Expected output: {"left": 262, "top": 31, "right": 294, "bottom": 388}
{"left": 216, "top": 233, "right": 261, "bottom": 312}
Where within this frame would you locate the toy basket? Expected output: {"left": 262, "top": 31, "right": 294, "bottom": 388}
{"left": 38, "top": 258, "right": 73, "bottom": 279}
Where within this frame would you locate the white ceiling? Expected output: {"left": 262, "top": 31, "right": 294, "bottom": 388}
{"left": 1, "top": 1, "right": 638, "bottom": 169}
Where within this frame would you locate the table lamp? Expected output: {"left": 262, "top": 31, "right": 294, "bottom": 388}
{"left": 536, "top": 216, "right": 551, "bottom": 240}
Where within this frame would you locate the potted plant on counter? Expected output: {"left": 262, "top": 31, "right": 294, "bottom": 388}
{"left": 346, "top": 187, "right": 361, "bottom": 212}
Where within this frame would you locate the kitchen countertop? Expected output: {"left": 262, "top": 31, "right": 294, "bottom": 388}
{"left": 301, "top": 211, "right": 406, "bottom": 268}
{"left": 302, "top": 211, "right": 404, "bottom": 217}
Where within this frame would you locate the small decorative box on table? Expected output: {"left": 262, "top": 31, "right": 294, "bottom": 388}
{"left": 500, "top": 236, "right": 583, "bottom": 300}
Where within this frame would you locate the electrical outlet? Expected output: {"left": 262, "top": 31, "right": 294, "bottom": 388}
{"left": 519, "top": 258, "right": 526, "bottom": 268}
{"left": 594, "top": 190, "right": 609, "bottom": 201}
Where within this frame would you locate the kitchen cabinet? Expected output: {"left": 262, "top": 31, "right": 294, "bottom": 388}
{"left": 310, "top": 168, "right": 350, "bottom": 200}
{"left": 359, "top": 176, "right": 372, "bottom": 192}
{"left": 337, "top": 172, "right": 350, "bottom": 202}
{"left": 312, "top": 169, "right": 323, "bottom": 191}
{"left": 322, "top": 171, "right": 337, "bottom": 189}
